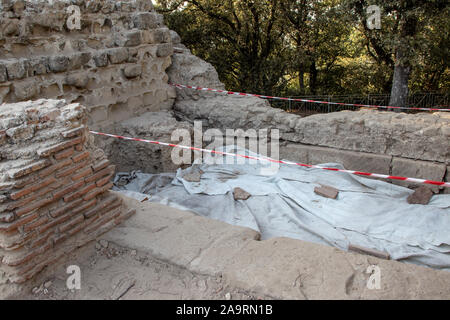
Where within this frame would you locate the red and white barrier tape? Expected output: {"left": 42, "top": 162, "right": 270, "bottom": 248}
{"left": 90, "top": 130, "right": 450, "bottom": 188}
{"left": 170, "top": 83, "right": 450, "bottom": 112}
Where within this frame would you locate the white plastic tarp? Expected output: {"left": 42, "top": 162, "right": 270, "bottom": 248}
{"left": 114, "top": 146, "right": 450, "bottom": 270}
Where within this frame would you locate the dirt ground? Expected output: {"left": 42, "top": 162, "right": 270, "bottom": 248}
{"left": 20, "top": 240, "right": 270, "bottom": 300}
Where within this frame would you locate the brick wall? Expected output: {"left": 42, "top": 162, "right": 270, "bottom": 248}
{"left": 0, "top": 99, "right": 134, "bottom": 290}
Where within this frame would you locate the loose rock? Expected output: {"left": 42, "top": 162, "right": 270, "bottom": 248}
{"left": 314, "top": 184, "right": 339, "bottom": 199}
{"left": 233, "top": 187, "right": 251, "bottom": 201}
{"left": 407, "top": 186, "right": 434, "bottom": 205}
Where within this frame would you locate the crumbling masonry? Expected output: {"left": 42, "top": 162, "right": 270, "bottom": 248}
{"left": 0, "top": 99, "right": 134, "bottom": 293}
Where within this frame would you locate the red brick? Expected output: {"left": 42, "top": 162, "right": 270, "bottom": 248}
{"left": 10, "top": 176, "right": 57, "bottom": 200}
{"left": 314, "top": 185, "right": 339, "bottom": 199}
{"left": 58, "top": 214, "right": 84, "bottom": 233}
{"left": 38, "top": 210, "right": 75, "bottom": 234}
{"left": 84, "top": 207, "right": 121, "bottom": 234}
{"left": 66, "top": 223, "right": 85, "bottom": 236}
{"left": 15, "top": 197, "right": 53, "bottom": 217}
{"left": 49, "top": 198, "right": 84, "bottom": 218}
{"left": 96, "top": 174, "right": 113, "bottom": 187}
{"left": 72, "top": 151, "right": 90, "bottom": 163}
{"left": 74, "top": 198, "right": 97, "bottom": 214}
{"left": 83, "top": 195, "right": 120, "bottom": 219}
{"left": 91, "top": 159, "right": 110, "bottom": 172}
{"left": 2, "top": 242, "right": 52, "bottom": 267}
{"left": 55, "top": 147, "right": 74, "bottom": 160}
{"left": 71, "top": 167, "right": 93, "bottom": 181}
{"left": 7, "top": 193, "right": 37, "bottom": 211}
{"left": 61, "top": 126, "right": 85, "bottom": 138}
{"left": 52, "top": 180, "right": 85, "bottom": 200}
{"left": 37, "top": 137, "right": 83, "bottom": 157}
{"left": 0, "top": 211, "right": 40, "bottom": 233}
{"left": 85, "top": 165, "right": 115, "bottom": 183}
{"left": 115, "top": 209, "right": 136, "bottom": 226}
{"left": 8, "top": 160, "right": 51, "bottom": 179}
{"left": 24, "top": 216, "right": 49, "bottom": 233}
{"left": 55, "top": 160, "right": 90, "bottom": 178}
{"left": 83, "top": 182, "right": 113, "bottom": 201}
{"left": 38, "top": 158, "right": 72, "bottom": 178}
{"left": 63, "top": 183, "right": 97, "bottom": 202}
{"left": 75, "top": 144, "right": 83, "bottom": 151}
{"left": 36, "top": 185, "right": 57, "bottom": 198}
{"left": 13, "top": 175, "right": 37, "bottom": 189}
{"left": 29, "top": 230, "right": 54, "bottom": 249}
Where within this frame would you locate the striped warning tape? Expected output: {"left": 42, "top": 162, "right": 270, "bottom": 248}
{"left": 170, "top": 83, "right": 450, "bottom": 112}
{"left": 90, "top": 130, "right": 450, "bottom": 188}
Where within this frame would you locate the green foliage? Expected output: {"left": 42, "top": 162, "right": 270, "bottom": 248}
{"left": 156, "top": 0, "right": 449, "bottom": 96}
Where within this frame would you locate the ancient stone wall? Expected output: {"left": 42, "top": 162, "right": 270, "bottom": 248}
{"left": 1, "top": 0, "right": 448, "bottom": 188}
{"left": 0, "top": 99, "right": 134, "bottom": 296}
{"left": 0, "top": 0, "right": 176, "bottom": 130}
{"left": 168, "top": 48, "right": 450, "bottom": 191}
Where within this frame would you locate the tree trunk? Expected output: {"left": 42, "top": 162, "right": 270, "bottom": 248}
{"left": 298, "top": 69, "right": 304, "bottom": 94}
{"left": 389, "top": 49, "right": 410, "bottom": 111}
{"left": 309, "top": 61, "right": 317, "bottom": 95}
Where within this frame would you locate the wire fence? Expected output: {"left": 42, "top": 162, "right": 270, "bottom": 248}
{"left": 269, "top": 93, "right": 449, "bottom": 116}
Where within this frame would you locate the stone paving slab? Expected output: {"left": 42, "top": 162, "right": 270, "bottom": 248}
{"left": 102, "top": 192, "right": 450, "bottom": 300}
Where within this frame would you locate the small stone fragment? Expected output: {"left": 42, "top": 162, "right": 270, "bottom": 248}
{"left": 233, "top": 187, "right": 251, "bottom": 201}
{"left": 225, "top": 292, "right": 231, "bottom": 300}
{"left": 182, "top": 170, "right": 202, "bottom": 182}
{"left": 99, "top": 239, "right": 109, "bottom": 248}
{"left": 407, "top": 186, "right": 433, "bottom": 205}
{"left": 314, "top": 184, "right": 339, "bottom": 199}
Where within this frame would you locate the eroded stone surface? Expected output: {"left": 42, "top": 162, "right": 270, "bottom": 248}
{"left": 100, "top": 194, "right": 450, "bottom": 300}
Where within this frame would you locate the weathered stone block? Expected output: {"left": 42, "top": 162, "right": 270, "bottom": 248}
{"left": 48, "top": 56, "right": 69, "bottom": 73}
{"left": 132, "top": 12, "right": 163, "bottom": 29}
{"left": 4, "top": 59, "right": 26, "bottom": 81}
{"left": 280, "top": 144, "right": 392, "bottom": 174}
{"left": 3, "top": 18, "right": 20, "bottom": 36}
{"left": 107, "top": 48, "right": 129, "bottom": 64}
{"left": 13, "top": 79, "right": 38, "bottom": 100}
{"left": 150, "top": 28, "right": 171, "bottom": 44}
{"left": 0, "top": 64, "right": 7, "bottom": 82}
{"left": 156, "top": 43, "right": 173, "bottom": 57}
{"left": 123, "top": 64, "right": 142, "bottom": 78}
{"left": 27, "top": 57, "right": 48, "bottom": 76}
{"left": 68, "top": 52, "right": 92, "bottom": 70}
{"left": 114, "top": 30, "right": 141, "bottom": 47}
{"left": 391, "top": 158, "right": 446, "bottom": 188}
{"left": 65, "top": 72, "right": 89, "bottom": 89}
{"left": 5, "top": 124, "right": 34, "bottom": 142}
{"left": 170, "top": 30, "right": 181, "bottom": 44}
{"left": 93, "top": 52, "right": 108, "bottom": 67}
{"left": 136, "top": 0, "right": 154, "bottom": 11}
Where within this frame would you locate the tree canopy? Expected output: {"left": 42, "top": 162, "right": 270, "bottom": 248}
{"left": 156, "top": 0, "right": 449, "bottom": 103}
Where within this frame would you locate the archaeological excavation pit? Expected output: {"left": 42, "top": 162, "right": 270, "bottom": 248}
{"left": 0, "top": 0, "right": 449, "bottom": 300}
